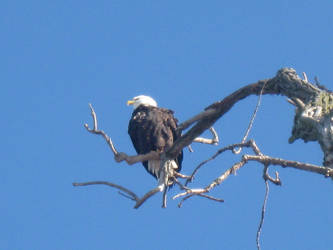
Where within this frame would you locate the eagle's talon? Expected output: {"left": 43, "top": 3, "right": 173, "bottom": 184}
{"left": 125, "top": 156, "right": 136, "bottom": 165}
{"left": 115, "top": 152, "right": 128, "bottom": 162}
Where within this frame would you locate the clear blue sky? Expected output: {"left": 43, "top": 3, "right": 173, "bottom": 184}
{"left": 2, "top": 1, "right": 333, "bottom": 249}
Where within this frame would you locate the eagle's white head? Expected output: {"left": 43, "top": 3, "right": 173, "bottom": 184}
{"left": 127, "top": 95, "right": 158, "bottom": 109}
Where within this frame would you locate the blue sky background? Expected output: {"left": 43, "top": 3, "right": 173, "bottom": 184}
{"left": 2, "top": 1, "right": 333, "bottom": 249}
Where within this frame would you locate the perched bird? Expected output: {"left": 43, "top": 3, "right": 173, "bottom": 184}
{"left": 127, "top": 95, "right": 183, "bottom": 181}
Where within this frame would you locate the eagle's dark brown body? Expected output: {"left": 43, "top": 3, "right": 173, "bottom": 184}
{"left": 128, "top": 105, "right": 183, "bottom": 178}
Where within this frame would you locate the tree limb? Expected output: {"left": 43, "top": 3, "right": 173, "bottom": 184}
{"left": 192, "top": 127, "right": 219, "bottom": 145}
{"left": 84, "top": 103, "right": 118, "bottom": 155}
{"left": 256, "top": 178, "right": 269, "bottom": 250}
{"left": 73, "top": 181, "right": 139, "bottom": 201}
{"left": 72, "top": 181, "right": 162, "bottom": 209}
{"left": 167, "top": 68, "right": 322, "bottom": 161}
{"left": 173, "top": 139, "right": 333, "bottom": 204}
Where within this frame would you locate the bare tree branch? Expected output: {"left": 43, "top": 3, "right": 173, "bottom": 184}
{"left": 263, "top": 168, "right": 281, "bottom": 186}
{"left": 134, "top": 186, "right": 162, "bottom": 209}
{"left": 256, "top": 165, "right": 280, "bottom": 250}
{"left": 187, "top": 127, "right": 219, "bottom": 153}
{"left": 244, "top": 154, "right": 333, "bottom": 177}
{"left": 256, "top": 178, "right": 269, "bottom": 250}
{"left": 233, "top": 81, "right": 266, "bottom": 154}
{"left": 166, "top": 68, "right": 322, "bottom": 161}
{"left": 173, "top": 139, "right": 333, "bottom": 204}
{"left": 84, "top": 103, "right": 118, "bottom": 155}
{"left": 302, "top": 72, "right": 308, "bottom": 82}
{"left": 192, "top": 127, "right": 219, "bottom": 145}
{"left": 84, "top": 103, "right": 162, "bottom": 166}
{"left": 73, "top": 181, "right": 139, "bottom": 201}
{"left": 173, "top": 178, "right": 224, "bottom": 207}
{"left": 185, "top": 141, "right": 256, "bottom": 186}
{"left": 72, "top": 181, "right": 163, "bottom": 209}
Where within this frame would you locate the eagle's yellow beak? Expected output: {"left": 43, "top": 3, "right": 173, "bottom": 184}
{"left": 127, "top": 100, "right": 135, "bottom": 106}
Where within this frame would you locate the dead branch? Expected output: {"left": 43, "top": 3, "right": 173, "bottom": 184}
{"left": 187, "top": 127, "right": 219, "bottom": 153}
{"left": 263, "top": 165, "right": 281, "bottom": 185}
{"left": 302, "top": 72, "right": 308, "bottom": 82}
{"left": 243, "top": 154, "right": 333, "bottom": 177}
{"left": 174, "top": 171, "right": 192, "bottom": 180}
{"left": 185, "top": 141, "right": 255, "bottom": 186}
{"left": 134, "top": 186, "right": 162, "bottom": 209}
{"left": 84, "top": 103, "right": 161, "bottom": 166}
{"left": 72, "top": 181, "right": 162, "bottom": 209}
{"left": 233, "top": 80, "right": 266, "bottom": 154}
{"left": 178, "top": 109, "right": 216, "bottom": 131}
{"left": 192, "top": 127, "right": 219, "bottom": 145}
{"left": 77, "top": 104, "right": 166, "bottom": 208}
{"left": 166, "top": 68, "right": 322, "bottom": 161}
{"left": 73, "top": 181, "right": 139, "bottom": 200}
{"left": 256, "top": 177, "right": 270, "bottom": 250}
{"left": 84, "top": 103, "right": 118, "bottom": 155}
{"left": 173, "top": 139, "right": 333, "bottom": 204}
{"left": 173, "top": 178, "right": 224, "bottom": 207}
{"left": 256, "top": 165, "right": 280, "bottom": 250}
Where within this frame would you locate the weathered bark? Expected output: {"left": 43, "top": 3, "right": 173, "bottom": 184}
{"left": 288, "top": 90, "right": 333, "bottom": 167}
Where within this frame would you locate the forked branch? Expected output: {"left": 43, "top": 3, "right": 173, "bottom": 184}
{"left": 84, "top": 103, "right": 161, "bottom": 165}
{"left": 192, "top": 127, "right": 219, "bottom": 145}
{"left": 76, "top": 104, "right": 167, "bottom": 208}
{"left": 166, "top": 68, "right": 322, "bottom": 161}
{"left": 173, "top": 139, "right": 332, "bottom": 205}
{"left": 84, "top": 103, "right": 118, "bottom": 155}
{"left": 72, "top": 180, "right": 162, "bottom": 209}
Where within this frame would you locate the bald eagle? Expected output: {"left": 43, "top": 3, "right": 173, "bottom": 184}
{"left": 127, "top": 95, "right": 183, "bottom": 181}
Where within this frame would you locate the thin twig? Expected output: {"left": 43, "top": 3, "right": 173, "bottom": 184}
{"left": 162, "top": 186, "right": 168, "bottom": 208}
{"left": 256, "top": 179, "right": 269, "bottom": 250}
{"left": 73, "top": 180, "right": 164, "bottom": 209}
{"left": 173, "top": 177, "right": 224, "bottom": 207}
{"left": 174, "top": 172, "right": 192, "bottom": 180}
{"left": 73, "top": 181, "right": 139, "bottom": 201}
{"left": 134, "top": 186, "right": 162, "bottom": 209}
{"left": 188, "top": 127, "right": 219, "bottom": 153}
{"left": 175, "top": 191, "right": 224, "bottom": 208}
{"left": 178, "top": 194, "right": 195, "bottom": 208}
{"left": 233, "top": 81, "right": 266, "bottom": 154}
{"left": 185, "top": 141, "right": 253, "bottom": 186}
{"left": 84, "top": 103, "right": 118, "bottom": 155}
{"left": 118, "top": 191, "right": 137, "bottom": 201}
{"left": 263, "top": 167, "right": 282, "bottom": 185}
{"left": 174, "top": 139, "right": 332, "bottom": 205}
{"left": 197, "top": 193, "right": 224, "bottom": 203}
{"left": 193, "top": 127, "right": 219, "bottom": 145}
{"left": 302, "top": 72, "right": 308, "bottom": 82}
{"left": 85, "top": 104, "right": 161, "bottom": 166}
